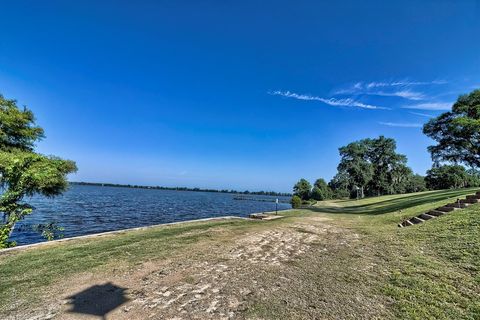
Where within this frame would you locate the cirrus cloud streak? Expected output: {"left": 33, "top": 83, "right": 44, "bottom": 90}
{"left": 402, "top": 102, "right": 452, "bottom": 110}
{"left": 269, "top": 90, "right": 387, "bottom": 110}
{"left": 379, "top": 122, "right": 423, "bottom": 128}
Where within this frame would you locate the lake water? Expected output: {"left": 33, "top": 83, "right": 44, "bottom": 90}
{"left": 10, "top": 184, "right": 291, "bottom": 245}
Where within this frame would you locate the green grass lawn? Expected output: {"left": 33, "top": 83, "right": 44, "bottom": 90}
{"left": 311, "top": 188, "right": 480, "bottom": 319}
{"left": 1, "top": 188, "right": 479, "bottom": 319}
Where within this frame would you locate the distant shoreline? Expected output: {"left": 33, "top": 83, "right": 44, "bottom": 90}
{"left": 69, "top": 181, "right": 292, "bottom": 197}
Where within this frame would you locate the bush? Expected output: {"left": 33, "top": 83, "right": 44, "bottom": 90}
{"left": 290, "top": 195, "right": 302, "bottom": 208}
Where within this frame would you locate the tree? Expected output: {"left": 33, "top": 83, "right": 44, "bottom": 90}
{"left": 328, "top": 172, "right": 351, "bottom": 199}
{"left": 423, "top": 89, "right": 480, "bottom": 168}
{"left": 293, "top": 178, "right": 312, "bottom": 200}
{"left": 425, "top": 165, "right": 470, "bottom": 190}
{"left": 365, "top": 136, "right": 409, "bottom": 196}
{"left": 337, "top": 140, "right": 373, "bottom": 198}
{"left": 388, "top": 163, "right": 414, "bottom": 194}
{"left": 0, "top": 94, "right": 77, "bottom": 248}
{"left": 466, "top": 169, "right": 480, "bottom": 187}
{"left": 311, "top": 178, "right": 332, "bottom": 200}
{"left": 405, "top": 174, "right": 427, "bottom": 193}
{"left": 0, "top": 96, "right": 45, "bottom": 152}
{"left": 336, "top": 136, "right": 413, "bottom": 198}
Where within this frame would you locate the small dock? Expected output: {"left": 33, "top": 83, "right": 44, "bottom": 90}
{"left": 249, "top": 213, "right": 284, "bottom": 221}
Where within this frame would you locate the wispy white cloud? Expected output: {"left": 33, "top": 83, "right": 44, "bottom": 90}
{"left": 334, "top": 79, "right": 447, "bottom": 100}
{"left": 269, "top": 90, "right": 386, "bottom": 110}
{"left": 370, "top": 90, "right": 425, "bottom": 100}
{"left": 269, "top": 90, "right": 320, "bottom": 101}
{"left": 320, "top": 98, "right": 385, "bottom": 109}
{"left": 402, "top": 102, "right": 452, "bottom": 111}
{"left": 409, "top": 111, "right": 435, "bottom": 118}
{"left": 353, "top": 82, "right": 363, "bottom": 90}
{"left": 365, "top": 80, "right": 447, "bottom": 89}
{"left": 379, "top": 122, "right": 423, "bottom": 128}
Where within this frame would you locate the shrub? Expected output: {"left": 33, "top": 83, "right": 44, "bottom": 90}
{"left": 290, "top": 195, "right": 302, "bottom": 208}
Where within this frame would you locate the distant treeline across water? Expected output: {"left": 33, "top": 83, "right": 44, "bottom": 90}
{"left": 70, "top": 182, "right": 291, "bottom": 197}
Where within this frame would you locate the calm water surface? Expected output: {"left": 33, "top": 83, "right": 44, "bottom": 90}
{"left": 10, "top": 185, "right": 291, "bottom": 245}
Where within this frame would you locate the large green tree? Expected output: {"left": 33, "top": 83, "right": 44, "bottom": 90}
{"left": 405, "top": 174, "right": 427, "bottom": 193}
{"left": 466, "top": 168, "right": 480, "bottom": 187}
{"left": 337, "top": 140, "right": 373, "bottom": 198}
{"left": 365, "top": 136, "right": 409, "bottom": 195}
{"left": 336, "top": 136, "right": 414, "bottom": 198}
{"left": 425, "top": 165, "right": 473, "bottom": 190}
{"left": 0, "top": 94, "right": 77, "bottom": 248}
{"left": 328, "top": 172, "right": 351, "bottom": 199}
{"left": 293, "top": 178, "right": 312, "bottom": 200}
{"left": 387, "top": 164, "right": 414, "bottom": 194}
{"left": 311, "top": 178, "right": 332, "bottom": 201}
{"left": 0, "top": 96, "right": 45, "bottom": 151}
{"left": 423, "top": 89, "right": 480, "bottom": 168}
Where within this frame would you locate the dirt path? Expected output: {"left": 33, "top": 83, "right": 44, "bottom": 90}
{"left": 11, "top": 216, "right": 382, "bottom": 320}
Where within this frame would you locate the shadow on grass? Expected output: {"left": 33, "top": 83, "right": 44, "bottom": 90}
{"left": 307, "top": 188, "right": 478, "bottom": 215}
{"left": 66, "top": 282, "right": 129, "bottom": 320}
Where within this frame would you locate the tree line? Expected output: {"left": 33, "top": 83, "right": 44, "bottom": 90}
{"left": 71, "top": 181, "right": 291, "bottom": 197}
{"left": 291, "top": 88, "right": 480, "bottom": 207}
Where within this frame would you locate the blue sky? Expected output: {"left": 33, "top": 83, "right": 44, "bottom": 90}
{"left": 1, "top": 1, "right": 479, "bottom": 192}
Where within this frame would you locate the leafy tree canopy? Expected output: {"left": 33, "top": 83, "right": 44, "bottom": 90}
{"left": 0, "top": 95, "right": 44, "bottom": 152}
{"left": 425, "top": 165, "right": 478, "bottom": 190}
{"left": 335, "top": 136, "right": 412, "bottom": 197}
{"left": 365, "top": 136, "right": 409, "bottom": 195}
{"left": 293, "top": 178, "right": 312, "bottom": 200}
{"left": 337, "top": 140, "right": 373, "bottom": 194}
{"left": 311, "top": 178, "right": 332, "bottom": 201}
{"left": 328, "top": 172, "right": 351, "bottom": 198}
{"left": 405, "top": 174, "right": 427, "bottom": 193}
{"left": 423, "top": 89, "right": 480, "bottom": 168}
{"left": 0, "top": 94, "right": 76, "bottom": 248}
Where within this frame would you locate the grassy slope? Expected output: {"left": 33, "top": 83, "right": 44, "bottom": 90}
{"left": 311, "top": 188, "right": 480, "bottom": 319}
{"left": 1, "top": 188, "right": 479, "bottom": 319}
